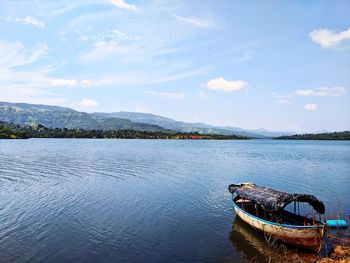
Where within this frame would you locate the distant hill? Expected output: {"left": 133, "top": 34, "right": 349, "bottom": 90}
{"left": 93, "top": 112, "right": 292, "bottom": 138}
{"left": 0, "top": 102, "right": 167, "bottom": 132}
{"left": 92, "top": 111, "right": 240, "bottom": 135}
{"left": 275, "top": 131, "right": 350, "bottom": 140}
{"left": 0, "top": 101, "right": 293, "bottom": 137}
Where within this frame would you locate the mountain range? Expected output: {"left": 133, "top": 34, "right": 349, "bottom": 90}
{"left": 0, "top": 102, "right": 292, "bottom": 138}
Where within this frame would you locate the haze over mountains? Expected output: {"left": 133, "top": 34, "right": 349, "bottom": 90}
{"left": 0, "top": 102, "right": 292, "bottom": 138}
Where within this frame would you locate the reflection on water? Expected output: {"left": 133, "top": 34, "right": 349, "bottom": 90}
{"left": 229, "top": 217, "right": 268, "bottom": 262}
{"left": 229, "top": 216, "right": 317, "bottom": 262}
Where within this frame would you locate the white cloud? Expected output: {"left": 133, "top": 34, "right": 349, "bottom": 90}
{"left": 207, "top": 77, "right": 248, "bottom": 92}
{"left": 81, "top": 79, "right": 92, "bottom": 87}
{"left": 79, "top": 98, "right": 99, "bottom": 107}
{"left": 140, "top": 67, "right": 210, "bottom": 85}
{"left": 94, "top": 66, "right": 210, "bottom": 87}
{"left": 146, "top": 90, "right": 185, "bottom": 99}
{"left": 295, "top": 87, "right": 346, "bottom": 97}
{"left": 304, "top": 104, "right": 317, "bottom": 111}
{"left": 226, "top": 35, "right": 282, "bottom": 54}
{"left": 172, "top": 14, "right": 216, "bottom": 28}
{"left": 276, "top": 99, "right": 289, "bottom": 104}
{"left": 296, "top": 89, "right": 327, "bottom": 97}
{"left": 80, "top": 34, "right": 88, "bottom": 41}
{"left": 52, "top": 79, "right": 78, "bottom": 87}
{"left": 108, "top": 0, "right": 140, "bottom": 13}
{"left": 0, "top": 40, "right": 48, "bottom": 68}
{"left": 328, "top": 86, "right": 347, "bottom": 96}
{"left": 79, "top": 29, "right": 143, "bottom": 63}
{"left": 7, "top": 16, "right": 45, "bottom": 28}
{"left": 80, "top": 41, "right": 120, "bottom": 63}
{"left": 74, "top": 30, "right": 89, "bottom": 41}
{"left": 51, "top": 79, "right": 92, "bottom": 88}
{"left": 228, "top": 51, "right": 251, "bottom": 64}
{"left": 310, "top": 27, "right": 350, "bottom": 48}
{"left": 0, "top": 39, "right": 54, "bottom": 92}
{"left": 74, "top": 6, "right": 214, "bottom": 89}
{"left": 80, "top": 34, "right": 135, "bottom": 62}
{"left": 0, "top": 87, "right": 68, "bottom": 105}
{"left": 0, "top": 38, "right": 91, "bottom": 107}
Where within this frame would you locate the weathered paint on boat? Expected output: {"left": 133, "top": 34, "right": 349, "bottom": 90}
{"left": 232, "top": 193, "right": 325, "bottom": 253}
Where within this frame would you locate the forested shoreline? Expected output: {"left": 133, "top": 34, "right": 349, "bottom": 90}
{"left": 0, "top": 121, "right": 247, "bottom": 140}
{"left": 275, "top": 131, "right": 350, "bottom": 140}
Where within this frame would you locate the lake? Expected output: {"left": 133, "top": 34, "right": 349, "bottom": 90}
{"left": 0, "top": 139, "right": 349, "bottom": 262}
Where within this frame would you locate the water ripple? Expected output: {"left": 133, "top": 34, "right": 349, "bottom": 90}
{"left": 0, "top": 139, "right": 349, "bottom": 263}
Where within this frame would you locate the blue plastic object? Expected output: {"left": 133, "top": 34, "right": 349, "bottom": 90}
{"left": 326, "top": 219, "right": 348, "bottom": 229}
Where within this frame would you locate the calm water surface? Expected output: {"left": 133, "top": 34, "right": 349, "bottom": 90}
{"left": 0, "top": 139, "right": 349, "bottom": 262}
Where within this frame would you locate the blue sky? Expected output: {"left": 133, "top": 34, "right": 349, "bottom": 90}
{"left": 0, "top": 0, "right": 349, "bottom": 132}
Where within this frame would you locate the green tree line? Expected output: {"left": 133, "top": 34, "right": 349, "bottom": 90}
{"left": 275, "top": 131, "right": 350, "bottom": 140}
{"left": 0, "top": 121, "right": 248, "bottom": 140}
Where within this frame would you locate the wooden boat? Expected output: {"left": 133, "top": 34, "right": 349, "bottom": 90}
{"left": 228, "top": 183, "right": 326, "bottom": 253}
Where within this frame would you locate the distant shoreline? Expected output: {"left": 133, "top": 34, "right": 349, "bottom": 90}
{"left": 274, "top": 131, "right": 350, "bottom": 140}
{"left": 1, "top": 121, "right": 349, "bottom": 141}
{"left": 0, "top": 122, "right": 248, "bottom": 140}
{"left": 2, "top": 138, "right": 350, "bottom": 141}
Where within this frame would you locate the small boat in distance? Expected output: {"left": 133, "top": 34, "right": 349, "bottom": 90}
{"left": 228, "top": 183, "right": 326, "bottom": 253}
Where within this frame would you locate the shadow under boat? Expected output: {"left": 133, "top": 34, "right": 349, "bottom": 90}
{"left": 229, "top": 216, "right": 317, "bottom": 263}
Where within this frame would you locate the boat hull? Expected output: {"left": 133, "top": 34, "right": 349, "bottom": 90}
{"left": 233, "top": 198, "right": 325, "bottom": 253}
